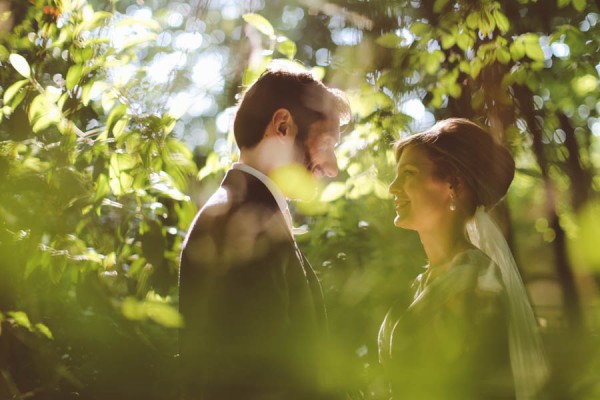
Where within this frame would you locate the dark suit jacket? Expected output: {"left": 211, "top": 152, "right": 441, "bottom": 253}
{"left": 179, "top": 168, "right": 329, "bottom": 400}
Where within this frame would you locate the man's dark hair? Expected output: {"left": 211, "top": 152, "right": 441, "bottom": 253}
{"left": 233, "top": 67, "right": 351, "bottom": 149}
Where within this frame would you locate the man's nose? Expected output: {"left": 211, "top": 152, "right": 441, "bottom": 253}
{"left": 322, "top": 153, "right": 339, "bottom": 178}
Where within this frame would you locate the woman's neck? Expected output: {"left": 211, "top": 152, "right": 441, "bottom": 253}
{"left": 419, "top": 223, "right": 473, "bottom": 274}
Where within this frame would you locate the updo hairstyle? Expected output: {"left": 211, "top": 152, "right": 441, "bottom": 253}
{"left": 394, "top": 118, "right": 515, "bottom": 216}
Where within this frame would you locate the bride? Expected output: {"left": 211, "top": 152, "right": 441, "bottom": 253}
{"left": 379, "top": 118, "right": 548, "bottom": 399}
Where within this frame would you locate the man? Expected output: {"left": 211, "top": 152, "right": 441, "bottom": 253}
{"left": 179, "top": 67, "right": 351, "bottom": 400}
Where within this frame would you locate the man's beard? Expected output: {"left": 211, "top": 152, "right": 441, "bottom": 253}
{"left": 293, "top": 132, "right": 313, "bottom": 172}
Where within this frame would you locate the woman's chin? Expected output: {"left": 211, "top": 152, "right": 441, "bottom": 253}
{"left": 393, "top": 215, "right": 407, "bottom": 228}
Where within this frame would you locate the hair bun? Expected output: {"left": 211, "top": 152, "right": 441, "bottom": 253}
{"left": 435, "top": 119, "right": 515, "bottom": 209}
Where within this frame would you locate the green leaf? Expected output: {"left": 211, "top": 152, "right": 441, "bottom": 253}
{"left": 496, "top": 46, "right": 511, "bottom": 64}
{"left": 9, "top": 53, "right": 31, "bottom": 78}
{"left": 440, "top": 31, "right": 456, "bottom": 49}
{"left": 0, "top": 45, "right": 9, "bottom": 61}
{"left": 7, "top": 311, "right": 32, "bottom": 331}
{"left": 276, "top": 37, "right": 297, "bottom": 59}
{"left": 466, "top": 12, "right": 480, "bottom": 30}
{"left": 525, "top": 42, "right": 545, "bottom": 61}
{"left": 456, "top": 32, "right": 472, "bottom": 51}
{"left": 572, "top": 74, "right": 598, "bottom": 96}
{"left": 66, "top": 64, "right": 84, "bottom": 90}
{"left": 433, "top": 0, "right": 450, "bottom": 13}
{"left": 376, "top": 33, "right": 403, "bottom": 48}
{"left": 410, "top": 22, "right": 430, "bottom": 37}
{"left": 557, "top": 0, "right": 570, "bottom": 7}
{"left": 121, "top": 297, "right": 184, "bottom": 328}
{"left": 424, "top": 53, "right": 441, "bottom": 74}
{"left": 572, "top": 0, "right": 585, "bottom": 11}
{"left": 35, "top": 323, "right": 54, "bottom": 340}
{"left": 320, "top": 182, "right": 346, "bottom": 202}
{"left": 493, "top": 9, "right": 510, "bottom": 33}
{"left": 242, "top": 13, "right": 274, "bottom": 37}
{"left": 509, "top": 40, "right": 526, "bottom": 60}
{"left": 3, "top": 79, "right": 29, "bottom": 105}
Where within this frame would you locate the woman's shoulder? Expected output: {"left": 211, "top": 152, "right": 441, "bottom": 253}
{"left": 450, "top": 248, "right": 505, "bottom": 295}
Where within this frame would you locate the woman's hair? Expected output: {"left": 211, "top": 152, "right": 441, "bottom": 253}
{"left": 394, "top": 118, "right": 515, "bottom": 214}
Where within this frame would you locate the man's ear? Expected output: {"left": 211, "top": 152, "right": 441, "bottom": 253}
{"left": 270, "top": 108, "right": 294, "bottom": 137}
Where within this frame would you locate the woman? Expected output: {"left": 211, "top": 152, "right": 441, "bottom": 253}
{"left": 379, "top": 118, "right": 548, "bottom": 399}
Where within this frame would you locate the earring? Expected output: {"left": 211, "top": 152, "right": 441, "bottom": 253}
{"left": 449, "top": 193, "right": 457, "bottom": 211}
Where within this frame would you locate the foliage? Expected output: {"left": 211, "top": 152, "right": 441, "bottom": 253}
{"left": 0, "top": 0, "right": 599, "bottom": 398}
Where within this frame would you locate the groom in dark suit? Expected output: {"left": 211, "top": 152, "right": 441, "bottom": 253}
{"left": 179, "top": 67, "right": 351, "bottom": 400}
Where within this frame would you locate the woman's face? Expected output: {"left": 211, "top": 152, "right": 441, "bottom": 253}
{"left": 388, "top": 145, "right": 452, "bottom": 232}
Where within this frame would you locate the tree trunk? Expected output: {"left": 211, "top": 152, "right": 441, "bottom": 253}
{"left": 558, "top": 113, "right": 592, "bottom": 212}
{"left": 513, "top": 85, "right": 583, "bottom": 332}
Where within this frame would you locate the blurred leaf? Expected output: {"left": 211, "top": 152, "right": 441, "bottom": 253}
{"left": 66, "top": 63, "right": 84, "bottom": 90}
{"left": 7, "top": 311, "right": 32, "bottom": 331}
{"left": 572, "top": 0, "right": 585, "bottom": 11}
{"left": 121, "top": 297, "right": 183, "bottom": 328}
{"left": 510, "top": 39, "right": 525, "bottom": 60}
{"left": 572, "top": 75, "right": 598, "bottom": 96}
{"left": 410, "top": 22, "right": 430, "bottom": 37}
{"left": 376, "top": 33, "right": 402, "bottom": 48}
{"left": 3, "top": 79, "right": 29, "bottom": 105}
{"left": 433, "top": 0, "right": 450, "bottom": 13}
{"left": 466, "top": 12, "right": 480, "bottom": 30}
{"left": 321, "top": 182, "right": 347, "bottom": 202}
{"left": 496, "top": 46, "right": 511, "bottom": 64}
{"left": 440, "top": 31, "right": 456, "bottom": 49}
{"left": 34, "top": 323, "right": 54, "bottom": 340}
{"left": 243, "top": 13, "right": 274, "bottom": 37}
{"left": 493, "top": 9, "right": 510, "bottom": 33}
{"left": 557, "top": 0, "right": 570, "bottom": 7}
{"left": 270, "top": 163, "right": 319, "bottom": 202}
{"left": 524, "top": 42, "right": 545, "bottom": 61}
{"left": 9, "top": 53, "right": 31, "bottom": 78}
{"left": 276, "top": 37, "right": 297, "bottom": 59}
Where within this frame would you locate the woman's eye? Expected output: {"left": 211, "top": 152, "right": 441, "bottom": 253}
{"left": 403, "top": 170, "right": 415, "bottom": 176}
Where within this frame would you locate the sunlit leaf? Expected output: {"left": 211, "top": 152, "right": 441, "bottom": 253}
{"left": 9, "top": 53, "right": 31, "bottom": 78}
{"left": 524, "top": 42, "right": 545, "bottom": 61}
{"left": 270, "top": 163, "right": 319, "bottom": 201}
{"left": 572, "top": 0, "right": 585, "bottom": 11}
{"left": 310, "top": 66, "right": 326, "bottom": 81}
{"left": 493, "top": 9, "right": 510, "bottom": 33}
{"left": 242, "top": 13, "right": 274, "bottom": 37}
{"left": 466, "top": 12, "right": 480, "bottom": 30}
{"left": 35, "top": 323, "right": 54, "bottom": 340}
{"left": 510, "top": 40, "right": 526, "bottom": 60}
{"left": 457, "top": 32, "right": 472, "bottom": 51}
{"left": 376, "top": 33, "right": 402, "bottom": 48}
{"left": 320, "top": 182, "right": 346, "bottom": 202}
{"left": 66, "top": 63, "right": 84, "bottom": 90}
{"left": 276, "top": 37, "right": 297, "bottom": 59}
{"left": 572, "top": 74, "right": 598, "bottom": 96}
{"left": 7, "top": 311, "right": 32, "bottom": 331}
{"left": 121, "top": 297, "right": 183, "bottom": 328}
{"left": 557, "top": 0, "right": 570, "bottom": 7}
{"left": 440, "top": 31, "right": 456, "bottom": 49}
{"left": 496, "top": 46, "right": 511, "bottom": 64}
{"left": 410, "top": 22, "right": 430, "bottom": 37}
{"left": 3, "top": 79, "right": 29, "bottom": 105}
{"left": 116, "top": 17, "right": 161, "bottom": 31}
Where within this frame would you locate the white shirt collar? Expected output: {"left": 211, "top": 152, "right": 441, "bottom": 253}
{"left": 231, "top": 162, "right": 292, "bottom": 232}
